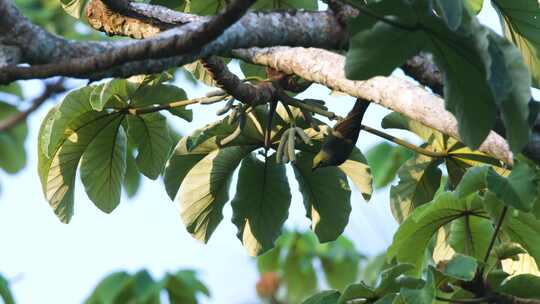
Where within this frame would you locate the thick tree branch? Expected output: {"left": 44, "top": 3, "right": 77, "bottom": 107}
{"left": 234, "top": 47, "right": 513, "bottom": 164}
{"left": 0, "top": 0, "right": 257, "bottom": 84}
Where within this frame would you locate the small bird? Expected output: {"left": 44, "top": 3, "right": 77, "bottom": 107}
{"left": 312, "top": 98, "right": 370, "bottom": 170}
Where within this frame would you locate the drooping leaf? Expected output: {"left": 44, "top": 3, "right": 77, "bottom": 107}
{"left": 338, "top": 147, "right": 373, "bottom": 201}
{"left": 0, "top": 274, "right": 15, "bottom": 304}
{"left": 390, "top": 154, "right": 443, "bottom": 223}
{"left": 123, "top": 146, "right": 141, "bottom": 198}
{"left": 164, "top": 270, "right": 210, "bottom": 304}
{"left": 448, "top": 215, "right": 493, "bottom": 260}
{"left": 366, "top": 143, "right": 413, "bottom": 189}
{"left": 387, "top": 192, "right": 485, "bottom": 273}
{"left": 80, "top": 117, "right": 126, "bottom": 213}
{"left": 179, "top": 146, "right": 254, "bottom": 242}
{"left": 126, "top": 113, "right": 172, "bottom": 180}
{"left": 293, "top": 152, "right": 352, "bottom": 243}
{"left": 493, "top": 0, "right": 540, "bottom": 88}
{"left": 231, "top": 154, "right": 291, "bottom": 256}
{"left": 498, "top": 274, "right": 540, "bottom": 299}
{"left": 85, "top": 272, "right": 132, "bottom": 304}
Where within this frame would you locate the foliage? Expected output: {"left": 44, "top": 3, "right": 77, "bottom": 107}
{"left": 85, "top": 269, "right": 209, "bottom": 304}
{"left": 7, "top": 0, "right": 540, "bottom": 303}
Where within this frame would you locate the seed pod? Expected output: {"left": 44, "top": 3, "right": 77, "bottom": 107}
{"left": 294, "top": 127, "right": 312, "bottom": 145}
{"left": 206, "top": 89, "right": 226, "bottom": 97}
{"left": 276, "top": 129, "right": 289, "bottom": 164}
{"left": 287, "top": 127, "right": 296, "bottom": 162}
{"left": 216, "top": 98, "right": 234, "bottom": 115}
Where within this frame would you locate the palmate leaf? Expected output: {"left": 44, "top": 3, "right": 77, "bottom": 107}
{"left": 293, "top": 152, "right": 352, "bottom": 243}
{"left": 448, "top": 215, "right": 493, "bottom": 260}
{"left": 387, "top": 192, "right": 486, "bottom": 274}
{"left": 493, "top": 0, "right": 540, "bottom": 88}
{"left": 231, "top": 154, "right": 291, "bottom": 256}
{"left": 346, "top": 0, "right": 531, "bottom": 152}
{"left": 178, "top": 146, "right": 254, "bottom": 243}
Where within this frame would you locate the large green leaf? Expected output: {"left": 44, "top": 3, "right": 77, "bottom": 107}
{"left": 448, "top": 215, "right": 493, "bottom": 260}
{"left": 126, "top": 113, "right": 171, "bottom": 180}
{"left": 302, "top": 290, "right": 340, "bottom": 304}
{"left": 338, "top": 147, "right": 373, "bottom": 201}
{"left": 485, "top": 193, "right": 540, "bottom": 267}
{"left": 387, "top": 192, "right": 485, "bottom": 273}
{"left": 85, "top": 272, "right": 132, "bottom": 304}
{"left": 123, "top": 146, "right": 141, "bottom": 198}
{"left": 231, "top": 154, "right": 291, "bottom": 256}
{"left": 441, "top": 254, "right": 478, "bottom": 281}
{"left": 338, "top": 282, "right": 375, "bottom": 304}
{"left": 178, "top": 146, "right": 253, "bottom": 242}
{"left": 164, "top": 270, "right": 210, "bottom": 304}
{"left": 366, "top": 143, "right": 413, "bottom": 189}
{"left": 494, "top": 0, "right": 540, "bottom": 88}
{"left": 394, "top": 268, "right": 435, "bottom": 304}
{"left": 390, "top": 154, "right": 443, "bottom": 223}
{"left": 80, "top": 117, "right": 126, "bottom": 213}
{"left": 89, "top": 79, "right": 129, "bottom": 112}
{"left": 486, "top": 162, "right": 537, "bottom": 212}
{"left": 345, "top": 1, "right": 426, "bottom": 79}
{"left": 293, "top": 152, "right": 352, "bottom": 243}
{"left": 0, "top": 101, "right": 27, "bottom": 173}
{"left": 498, "top": 274, "right": 540, "bottom": 299}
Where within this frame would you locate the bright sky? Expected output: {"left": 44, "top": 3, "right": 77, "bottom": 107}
{"left": 0, "top": 3, "right": 511, "bottom": 304}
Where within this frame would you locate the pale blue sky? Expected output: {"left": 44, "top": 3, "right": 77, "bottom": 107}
{"left": 0, "top": 3, "right": 513, "bottom": 303}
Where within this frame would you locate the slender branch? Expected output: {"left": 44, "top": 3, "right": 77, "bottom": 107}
{"left": 0, "top": 78, "right": 66, "bottom": 132}
{"left": 125, "top": 94, "right": 228, "bottom": 115}
{"left": 435, "top": 296, "right": 489, "bottom": 303}
{"left": 483, "top": 206, "right": 508, "bottom": 265}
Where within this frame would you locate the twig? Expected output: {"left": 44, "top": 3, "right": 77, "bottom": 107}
{"left": 125, "top": 94, "right": 228, "bottom": 115}
{"left": 435, "top": 296, "right": 489, "bottom": 303}
{"left": 0, "top": 78, "right": 65, "bottom": 132}
{"left": 483, "top": 206, "right": 508, "bottom": 265}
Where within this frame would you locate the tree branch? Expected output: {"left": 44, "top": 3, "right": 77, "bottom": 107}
{"left": 0, "top": 78, "right": 66, "bottom": 132}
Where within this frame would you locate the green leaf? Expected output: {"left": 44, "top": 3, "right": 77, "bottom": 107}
{"left": 464, "top": 0, "right": 483, "bottom": 14}
{"left": 80, "top": 117, "right": 126, "bottom": 213}
{"left": 382, "top": 112, "right": 444, "bottom": 147}
{"left": 257, "top": 246, "right": 281, "bottom": 273}
{"left": 484, "top": 193, "right": 540, "bottom": 267}
{"left": 179, "top": 146, "right": 253, "bottom": 242}
{"left": 85, "top": 272, "right": 132, "bottom": 304}
{"left": 90, "top": 79, "right": 129, "bottom": 111}
{"left": 448, "top": 215, "right": 493, "bottom": 260}
{"left": 283, "top": 238, "right": 318, "bottom": 303}
{"left": 239, "top": 61, "right": 267, "bottom": 79}
{"left": 345, "top": 1, "right": 425, "bottom": 79}
{"left": 375, "top": 263, "right": 415, "bottom": 295}
{"left": 387, "top": 192, "right": 484, "bottom": 273}
{"left": 495, "top": 242, "right": 527, "bottom": 261}
{"left": 0, "top": 82, "right": 23, "bottom": 98}
{"left": 123, "top": 146, "right": 141, "bottom": 198}
{"left": 454, "top": 166, "right": 489, "bottom": 199}
{"left": 395, "top": 268, "right": 435, "bottom": 304}
{"left": 338, "top": 282, "right": 375, "bottom": 304}
{"left": 231, "top": 154, "right": 291, "bottom": 256}
{"left": 442, "top": 254, "right": 478, "bottom": 281}
{"left": 486, "top": 162, "right": 537, "bottom": 212}
{"left": 293, "top": 152, "right": 351, "bottom": 243}
{"left": 302, "top": 290, "right": 340, "bottom": 304}
{"left": 60, "top": 0, "right": 87, "bottom": 18}
{"left": 432, "top": 0, "right": 464, "bottom": 30}
{"left": 366, "top": 143, "right": 413, "bottom": 189}
{"left": 318, "top": 237, "right": 362, "bottom": 291}
{"left": 0, "top": 274, "right": 15, "bottom": 304}
{"left": 126, "top": 113, "right": 172, "bottom": 180}
{"left": 164, "top": 270, "right": 209, "bottom": 304}
{"left": 494, "top": 0, "right": 540, "bottom": 88}
{"left": 163, "top": 136, "right": 214, "bottom": 201}
{"left": 390, "top": 154, "right": 443, "bottom": 223}
{"left": 498, "top": 274, "right": 540, "bottom": 299}
{"left": 485, "top": 32, "right": 531, "bottom": 152}
{"left": 0, "top": 101, "right": 27, "bottom": 173}
{"left": 338, "top": 147, "right": 373, "bottom": 201}
{"left": 131, "top": 83, "right": 192, "bottom": 121}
